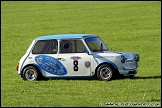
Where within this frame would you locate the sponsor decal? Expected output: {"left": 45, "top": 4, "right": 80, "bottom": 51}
{"left": 28, "top": 57, "right": 32, "bottom": 59}
{"left": 70, "top": 56, "right": 81, "bottom": 61}
{"left": 85, "top": 61, "right": 91, "bottom": 68}
{"left": 95, "top": 55, "right": 120, "bottom": 58}
{"left": 28, "top": 57, "right": 34, "bottom": 62}
{"left": 35, "top": 55, "right": 67, "bottom": 75}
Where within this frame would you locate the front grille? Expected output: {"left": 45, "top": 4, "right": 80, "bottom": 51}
{"left": 124, "top": 60, "right": 137, "bottom": 69}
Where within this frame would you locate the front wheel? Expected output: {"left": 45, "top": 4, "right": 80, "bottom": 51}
{"left": 22, "top": 66, "right": 40, "bottom": 81}
{"left": 97, "top": 64, "right": 113, "bottom": 81}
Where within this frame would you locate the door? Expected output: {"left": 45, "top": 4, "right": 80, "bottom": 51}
{"left": 57, "top": 39, "right": 91, "bottom": 76}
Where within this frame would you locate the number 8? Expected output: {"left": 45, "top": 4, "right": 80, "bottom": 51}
{"left": 73, "top": 60, "right": 78, "bottom": 71}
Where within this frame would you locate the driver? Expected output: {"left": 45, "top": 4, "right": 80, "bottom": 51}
{"left": 60, "top": 40, "right": 73, "bottom": 53}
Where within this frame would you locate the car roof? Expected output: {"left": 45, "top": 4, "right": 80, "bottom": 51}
{"left": 35, "top": 34, "right": 98, "bottom": 40}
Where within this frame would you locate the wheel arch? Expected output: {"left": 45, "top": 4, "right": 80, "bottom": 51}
{"left": 95, "top": 61, "right": 119, "bottom": 75}
{"left": 20, "top": 63, "right": 43, "bottom": 78}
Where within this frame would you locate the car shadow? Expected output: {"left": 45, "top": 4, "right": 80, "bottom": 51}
{"left": 42, "top": 75, "right": 161, "bottom": 81}
{"left": 114, "top": 75, "right": 161, "bottom": 80}
{"left": 45, "top": 77, "right": 98, "bottom": 81}
{"left": 130, "top": 75, "right": 161, "bottom": 79}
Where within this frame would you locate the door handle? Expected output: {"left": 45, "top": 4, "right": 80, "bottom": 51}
{"left": 57, "top": 58, "right": 64, "bottom": 61}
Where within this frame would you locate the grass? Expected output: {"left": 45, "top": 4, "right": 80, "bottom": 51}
{"left": 1, "top": 1, "right": 161, "bottom": 107}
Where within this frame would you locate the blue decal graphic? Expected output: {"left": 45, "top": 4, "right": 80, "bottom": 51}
{"left": 35, "top": 55, "right": 67, "bottom": 75}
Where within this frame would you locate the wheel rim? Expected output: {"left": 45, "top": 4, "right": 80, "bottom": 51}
{"left": 100, "top": 67, "right": 111, "bottom": 79}
{"left": 25, "top": 69, "right": 36, "bottom": 80}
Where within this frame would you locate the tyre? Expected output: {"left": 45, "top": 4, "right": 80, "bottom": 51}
{"left": 22, "top": 66, "right": 41, "bottom": 81}
{"left": 97, "top": 64, "right": 113, "bottom": 81}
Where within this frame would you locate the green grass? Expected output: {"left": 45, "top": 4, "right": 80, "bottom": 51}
{"left": 1, "top": 1, "right": 161, "bottom": 107}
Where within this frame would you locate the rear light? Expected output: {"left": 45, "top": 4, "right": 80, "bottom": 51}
{"left": 16, "top": 63, "right": 19, "bottom": 71}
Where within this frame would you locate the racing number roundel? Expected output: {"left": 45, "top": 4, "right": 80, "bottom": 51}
{"left": 70, "top": 56, "right": 81, "bottom": 72}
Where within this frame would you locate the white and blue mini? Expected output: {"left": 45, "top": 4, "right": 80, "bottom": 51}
{"left": 16, "top": 34, "right": 140, "bottom": 81}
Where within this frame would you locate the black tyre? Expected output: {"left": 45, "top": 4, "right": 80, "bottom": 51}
{"left": 97, "top": 64, "right": 113, "bottom": 81}
{"left": 22, "top": 66, "right": 41, "bottom": 81}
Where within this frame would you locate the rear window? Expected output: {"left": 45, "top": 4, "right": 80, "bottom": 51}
{"left": 32, "top": 40, "right": 58, "bottom": 54}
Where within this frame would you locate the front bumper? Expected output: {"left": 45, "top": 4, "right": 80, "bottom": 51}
{"left": 118, "top": 69, "right": 138, "bottom": 76}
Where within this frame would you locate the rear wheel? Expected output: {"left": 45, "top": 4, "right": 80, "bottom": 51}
{"left": 22, "top": 66, "right": 41, "bottom": 81}
{"left": 97, "top": 64, "right": 113, "bottom": 81}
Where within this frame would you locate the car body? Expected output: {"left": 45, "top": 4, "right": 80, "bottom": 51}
{"left": 16, "top": 34, "right": 140, "bottom": 81}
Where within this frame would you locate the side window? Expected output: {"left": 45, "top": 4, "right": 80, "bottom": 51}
{"left": 60, "top": 39, "right": 87, "bottom": 53}
{"left": 32, "top": 40, "right": 58, "bottom": 54}
{"left": 76, "top": 40, "right": 87, "bottom": 53}
{"left": 60, "top": 40, "right": 73, "bottom": 53}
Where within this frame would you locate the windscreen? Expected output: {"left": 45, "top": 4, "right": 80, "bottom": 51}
{"left": 85, "top": 37, "right": 108, "bottom": 52}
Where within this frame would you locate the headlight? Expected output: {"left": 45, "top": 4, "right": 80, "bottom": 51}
{"left": 121, "top": 55, "right": 125, "bottom": 63}
{"left": 134, "top": 54, "right": 140, "bottom": 62}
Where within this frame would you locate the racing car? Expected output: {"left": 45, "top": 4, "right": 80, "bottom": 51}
{"left": 16, "top": 34, "right": 140, "bottom": 81}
